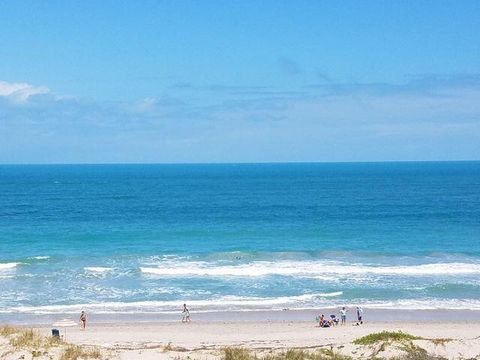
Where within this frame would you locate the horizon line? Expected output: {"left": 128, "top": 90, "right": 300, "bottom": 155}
{"left": 1, "top": 159, "right": 479, "bottom": 166}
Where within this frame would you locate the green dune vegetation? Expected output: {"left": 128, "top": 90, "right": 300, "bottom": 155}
{"left": 222, "top": 347, "right": 352, "bottom": 360}
{"left": 0, "top": 326, "right": 102, "bottom": 360}
{"left": 220, "top": 332, "right": 454, "bottom": 360}
{"left": 353, "top": 331, "right": 422, "bottom": 345}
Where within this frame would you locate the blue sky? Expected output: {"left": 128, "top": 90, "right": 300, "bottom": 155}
{"left": 0, "top": 0, "right": 479, "bottom": 163}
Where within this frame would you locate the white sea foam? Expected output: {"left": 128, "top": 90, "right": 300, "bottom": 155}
{"left": 321, "top": 291, "right": 343, "bottom": 297}
{"left": 4, "top": 295, "right": 480, "bottom": 315}
{"left": 0, "top": 263, "right": 20, "bottom": 280}
{"left": 84, "top": 267, "right": 113, "bottom": 273}
{"left": 0, "top": 262, "right": 20, "bottom": 270}
{"left": 140, "top": 260, "right": 480, "bottom": 278}
{"left": 31, "top": 256, "right": 50, "bottom": 260}
{"left": 0, "top": 292, "right": 340, "bottom": 314}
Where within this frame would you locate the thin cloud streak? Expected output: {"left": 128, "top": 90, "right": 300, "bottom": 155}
{"left": 1, "top": 75, "right": 479, "bottom": 163}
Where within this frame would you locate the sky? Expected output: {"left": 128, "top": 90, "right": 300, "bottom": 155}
{"left": 0, "top": 0, "right": 479, "bottom": 164}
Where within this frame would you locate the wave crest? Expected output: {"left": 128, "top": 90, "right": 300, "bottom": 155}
{"left": 140, "top": 261, "right": 480, "bottom": 278}
{"left": 0, "top": 262, "right": 20, "bottom": 270}
{"left": 5, "top": 295, "right": 480, "bottom": 315}
{"left": 84, "top": 267, "right": 113, "bottom": 273}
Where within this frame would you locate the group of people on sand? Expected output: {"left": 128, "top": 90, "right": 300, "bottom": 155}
{"left": 79, "top": 304, "right": 363, "bottom": 329}
{"left": 317, "top": 306, "right": 363, "bottom": 328}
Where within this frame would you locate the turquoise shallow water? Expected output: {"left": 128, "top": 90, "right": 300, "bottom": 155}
{"left": 0, "top": 162, "right": 479, "bottom": 316}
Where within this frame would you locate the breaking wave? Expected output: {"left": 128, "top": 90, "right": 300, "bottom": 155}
{"left": 0, "top": 262, "right": 20, "bottom": 270}
{"left": 84, "top": 267, "right": 113, "bottom": 273}
{"left": 5, "top": 294, "right": 480, "bottom": 315}
{"left": 140, "top": 260, "right": 480, "bottom": 278}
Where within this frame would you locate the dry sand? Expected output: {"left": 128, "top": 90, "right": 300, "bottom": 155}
{"left": 26, "top": 320, "right": 480, "bottom": 359}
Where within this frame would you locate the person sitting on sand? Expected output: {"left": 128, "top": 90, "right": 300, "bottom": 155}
{"left": 182, "top": 303, "right": 191, "bottom": 323}
{"left": 329, "top": 314, "right": 339, "bottom": 326}
{"left": 318, "top": 314, "right": 330, "bottom": 328}
{"left": 318, "top": 314, "right": 324, "bottom": 327}
{"left": 340, "top": 307, "right": 347, "bottom": 325}
{"left": 80, "top": 311, "right": 87, "bottom": 330}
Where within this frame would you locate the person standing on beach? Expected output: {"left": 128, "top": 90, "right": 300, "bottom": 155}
{"left": 356, "top": 306, "right": 363, "bottom": 325}
{"left": 340, "top": 307, "right": 347, "bottom": 325}
{"left": 182, "top": 303, "right": 191, "bottom": 323}
{"left": 80, "top": 311, "right": 87, "bottom": 330}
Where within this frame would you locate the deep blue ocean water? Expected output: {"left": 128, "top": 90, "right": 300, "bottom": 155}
{"left": 1, "top": 162, "right": 480, "bottom": 316}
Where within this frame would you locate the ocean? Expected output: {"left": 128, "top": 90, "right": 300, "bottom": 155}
{"left": 1, "top": 162, "right": 480, "bottom": 320}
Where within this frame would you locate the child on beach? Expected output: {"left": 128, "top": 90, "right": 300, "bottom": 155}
{"left": 79, "top": 311, "right": 87, "bottom": 330}
{"left": 182, "top": 303, "right": 191, "bottom": 323}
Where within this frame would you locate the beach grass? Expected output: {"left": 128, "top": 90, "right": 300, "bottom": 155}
{"left": 45, "top": 334, "right": 65, "bottom": 347}
{"left": 162, "top": 342, "right": 189, "bottom": 352}
{"left": 60, "top": 344, "right": 102, "bottom": 360}
{"left": 395, "top": 342, "right": 448, "bottom": 360}
{"left": 0, "top": 325, "right": 18, "bottom": 337}
{"left": 0, "top": 326, "right": 102, "bottom": 359}
{"left": 352, "top": 331, "right": 450, "bottom": 360}
{"left": 220, "top": 345, "right": 450, "bottom": 360}
{"left": 163, "top": 342, "right": 175, "bottom": 352}
{"left": 222, "top": 347, "right": 352, "bottom": 360}
{"left": 223, "top": 347, "right": 252, "bottom": 360}
{"left": 428, "top": 338, "right": 452, "bottom": 346}
{"left": 9, "top": 328, "right": 43, "bottom": 349}
{"left": 353, "top": 331, "right": 421, "bottom": 345}
{"left": 396, "top": 342, "right": 429, "bottom": 360}
{"left": 5, "top": 327, "right": 65, "bottom": 350}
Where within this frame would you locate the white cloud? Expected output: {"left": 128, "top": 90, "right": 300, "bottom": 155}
{"left": 0, "top": 81, "right": 50, "bottom": 103}
{"left": 1, "top": 75, "right": 479, "bottom": 162}
{"left": 133, "top": 97, "right": 158, "bottom": 113}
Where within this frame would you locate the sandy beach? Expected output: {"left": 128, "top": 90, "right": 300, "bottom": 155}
{"left": 41, "top": 319, "right": 480, "bottom": 349}
{"left": 2, "top": 316, "right": 480, "bottom": 359}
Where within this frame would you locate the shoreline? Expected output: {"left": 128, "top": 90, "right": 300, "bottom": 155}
{"left": 3, "top": 308, "right": 480, "bottom": 326}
